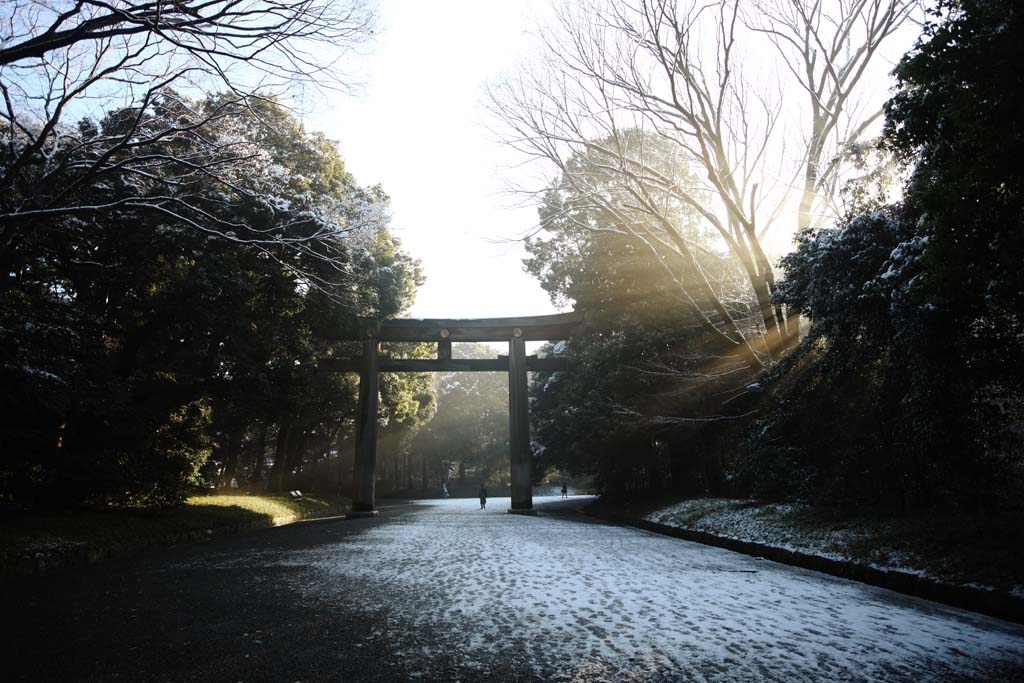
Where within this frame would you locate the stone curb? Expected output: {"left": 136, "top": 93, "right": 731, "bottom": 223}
{"left": 587, "top": 507, "right": 1024, "bottom": 625}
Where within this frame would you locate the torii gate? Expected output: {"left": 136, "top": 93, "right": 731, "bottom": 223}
{"left": 321, "top": 311, "right": 583, "bottom": 516}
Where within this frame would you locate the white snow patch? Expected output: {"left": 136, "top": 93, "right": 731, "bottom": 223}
{"left": 21, "top": 366, "right": 64, "bottom": 383}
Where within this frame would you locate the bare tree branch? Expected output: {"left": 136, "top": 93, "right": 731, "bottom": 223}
{"left": 0, "top": 0, "right": 377, "bottom": 299}
{"left": 489, "top": 0, "right": 918, "bottom": 371}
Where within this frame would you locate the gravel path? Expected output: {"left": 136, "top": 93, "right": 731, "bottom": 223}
{"left": 7, "top": 496, "right": 1024, "bottom": 682}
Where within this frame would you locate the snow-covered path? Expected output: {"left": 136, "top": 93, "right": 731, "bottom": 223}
{"left": 182, "top": 496, "right": 1024, "bottom": 682}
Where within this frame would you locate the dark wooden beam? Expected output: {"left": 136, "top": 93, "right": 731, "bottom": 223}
{"left": 329, "top": 311, "right": 585, "bottom": 342}
{"left": 380, "top": 358, "right": 508, "bottom": 372}
{"left": 318, "top": 356, "right": 570, "bottom": 373}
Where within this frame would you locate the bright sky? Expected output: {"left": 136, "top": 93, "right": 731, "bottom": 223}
{"left": 307, "top": 0, "right": 556, "bottom": 320}
{"left": 305, "top": 0, "right": 918, "bottom": 322}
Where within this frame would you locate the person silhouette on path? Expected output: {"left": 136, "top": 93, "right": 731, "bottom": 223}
{"left": 478, "top": 484, "right": 487, "bottom": 510}
{"left": 561, "top": 482, "right": 568, "bottom": 499}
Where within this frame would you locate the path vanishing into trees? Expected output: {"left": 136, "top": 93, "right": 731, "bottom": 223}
{"left": 8, "top": 498, "right": 1024, "bottom": 682}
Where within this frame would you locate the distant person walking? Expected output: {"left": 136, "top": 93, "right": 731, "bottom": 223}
{"left": 561, "top": 482, "right": 568, "bottom": 499}
{"left": 478, "top": 484, "right": 487, "bottom": 510}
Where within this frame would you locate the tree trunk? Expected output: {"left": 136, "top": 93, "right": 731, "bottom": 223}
{"left": 751, "top": 275, "right": 783, "bottom": 358}
{"left": 798, "top": 121, "right": 825, "bottom": 235}
{"left": 668, "top": 430, "right": 691, "bottom": 496}
{"left": 220, "top": 427, "right": 243, "bottom": 486}
{"left": 340, "top": 441, "right": 353, "bottom": 493}
{"left": 250, "top": 422, "right": 268, "bottom": 483}
{"left": 267, "top": 417, "right": 292, "bottom": 492}
{"left": 282, "top": 430, "right": 306, "bottom": 491}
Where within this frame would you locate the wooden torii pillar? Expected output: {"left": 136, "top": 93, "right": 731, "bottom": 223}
{"left": 351, "top": 339, "right": 380, "bottom": 516}
{"left": 507, "top": 330, "right": 531, "bottom": 512}
{"left": 321, "top": 312, "right": 582, "bottom": 517}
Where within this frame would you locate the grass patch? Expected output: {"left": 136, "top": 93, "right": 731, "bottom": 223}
{"left": 188, "top": 493, "right": 347, "bottom": 526}
{"left": 0, "top": 492, "right": 350, "bottom": 576}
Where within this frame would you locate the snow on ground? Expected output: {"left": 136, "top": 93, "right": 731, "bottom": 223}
{"left": 176, "top": 496, "right": 1024, "bottom": 682}
{"left": 644, "top": 499, "right": 1007, "bottom": 583}
{"left": 647, "top": 499, "right": 872, "bottom": 563}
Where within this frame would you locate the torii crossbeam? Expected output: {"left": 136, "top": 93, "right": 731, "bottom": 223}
{"left": 322, "top": 311, "right": 584, "bottom": 516}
